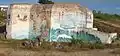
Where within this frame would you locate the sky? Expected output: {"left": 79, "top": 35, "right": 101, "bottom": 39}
{"left": 0, "top": 0, "right": 120, "bottom": 14}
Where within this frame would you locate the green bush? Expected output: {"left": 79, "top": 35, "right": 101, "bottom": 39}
{"left": 70, "top": 37, "right": 84, "bottom": 45}
{"left": 93, "top": 10, "right": 120, "bottom": 20}
{"left": 70, "top": 37, "right": 104, "bottom": 49}
{"left": 0, "top": 11, "right": 6, "bottom": 26}
{"left": 88, "top": 42, "right": 104, "bottom": 49}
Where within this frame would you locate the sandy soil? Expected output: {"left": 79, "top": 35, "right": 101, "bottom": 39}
{"left": 0, "top": 47, "right": 119, "bottom": 56}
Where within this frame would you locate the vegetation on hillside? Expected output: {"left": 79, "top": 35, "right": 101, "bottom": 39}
{"left": 93, "top": 10, "right": 120, "bottom": 21}
{"left": 0, "top": 11, "right": 6, "bottom": 26}
{"left": 38, "top": 0, "right": 54, "bottom": 4}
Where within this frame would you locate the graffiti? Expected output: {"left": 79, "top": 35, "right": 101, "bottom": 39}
{"left": 28, "top": 4, "right": 54, "bottom": 40}
{"left": 8, "top": 4, "right": 98, "bottom": 43}
{"left": 42, "top": 30, "right": 49, "bottom": 37}
{"left": 49, "top": 28, "right": 101, "bottom": 43}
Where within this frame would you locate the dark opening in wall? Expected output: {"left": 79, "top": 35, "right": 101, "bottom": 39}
{"left": 30, "top": 15, "right": 33, "bottom": 20}
{"left": 37, "top": 15, "right": 39, "bottom": 17}
{"left": 23, "top": 15, "right": 27, "bottom": 21}
{"left": 18, "top": 15, "right": 27, "bottom": 21}
{"left": 17, "top": 14, "right": 20, "bottom": 18}
{"left": 31, "top": 15, "right": 33, "bottom": 17}
{"left": 8, "top": 14, "right": 10, "bottom": 25}
{"left": 8, "top": 14, "right": 10, "bottom": 19}
{"left": 24, "top": 15, "right": 27, "bottom": 19}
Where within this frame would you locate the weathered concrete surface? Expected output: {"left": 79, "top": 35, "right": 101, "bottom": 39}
{"left": 29, "top": 4, "right": 52, "bottom": 40}
{"left": 6, "top": 3, "right": 93, "bottom": 40}
{"left": 6, "top": 3, "right": 117, "bottom": 44}
{"left": 83, "top": 28, "right": 117, "bottom": 44}
{"left": 6, "top": 4, "right": 32, "bottom": 39}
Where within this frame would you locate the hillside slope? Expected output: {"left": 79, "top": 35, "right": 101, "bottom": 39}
{"left": 94, "top": 18, "right": 120, "bottom": 37}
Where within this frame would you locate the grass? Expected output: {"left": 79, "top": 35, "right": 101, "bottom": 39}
{"left": 0, "top": 38, "right": 108, "bottom": 51}
{"left": 0, "top": 34, "right": 120, "bottom": 52}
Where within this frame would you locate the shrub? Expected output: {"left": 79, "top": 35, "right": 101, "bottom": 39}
{"left": 88, "top": 42, "right": 104, "bottom": 49}
{"left": 70, "top": 37, "right": 84, "bottom": 45}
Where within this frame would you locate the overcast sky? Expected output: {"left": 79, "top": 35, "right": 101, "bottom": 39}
{"left": 0, "top": 0, "right": 120, "bottom": 14}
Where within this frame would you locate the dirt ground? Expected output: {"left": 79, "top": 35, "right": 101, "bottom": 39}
{"left": 0, "top": 39, "right": 119, "bottom": 56}
{"left": 0, "top": 47, "right": 120, "bottom": 56}
{"left": 94, "top": 19, "right": 120, "bottom": 36}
